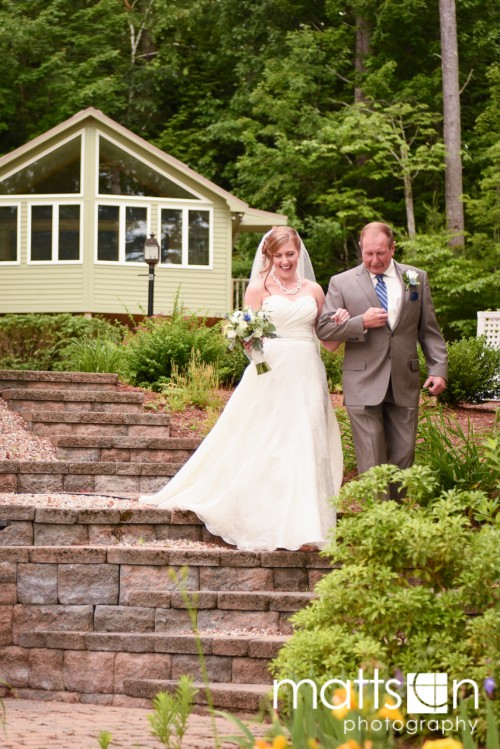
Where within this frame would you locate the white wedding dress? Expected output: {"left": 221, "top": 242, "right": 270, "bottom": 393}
{"left": 139, "top": 295, "right": 343, "bottom": 551}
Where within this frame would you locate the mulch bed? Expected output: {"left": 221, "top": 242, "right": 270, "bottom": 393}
{"left": 116, "top": 382, "right": 497, "bottom": 440}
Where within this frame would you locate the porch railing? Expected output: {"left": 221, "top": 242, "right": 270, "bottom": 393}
{"left": 232, "top": 278, "right": 250, "bottom": 309}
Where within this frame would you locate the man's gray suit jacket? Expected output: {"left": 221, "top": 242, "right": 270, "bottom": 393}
{"left": 316, "top": 262, "right": 448, "bottom": 408}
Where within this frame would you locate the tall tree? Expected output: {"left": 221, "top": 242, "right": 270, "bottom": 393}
{"left": 439, "top": 0, "right": 464, "bottom": 244}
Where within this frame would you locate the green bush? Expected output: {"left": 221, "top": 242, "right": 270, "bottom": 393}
{"left": 157, "top": 350, "right": 224, "bottom": 412}
{"left": 271, "top": 465, "right": 499, "bottom": 739}
{"left": 122, "top": 312, "right": 247, "bottom": 389}
{"left": 321, "top": 345, "right": 344, "bottom": 393}
{"left": 55, "top": 337, "right": 127, "bottom": 375}
{"left": 0, "top": 313, "right": 124, "bottom": 371}
{"left": 415, "top": 406, "right": 499, "bottom": 499}
{"left": 440, "top": 336, "right": 500, "bottom": 405}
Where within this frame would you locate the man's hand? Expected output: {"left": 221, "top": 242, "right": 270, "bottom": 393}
{"left": 423, "top": 376, "right": 447, "bottom": 396}
{"left": 362, "top": 307, "right": 388, "bottom": 328}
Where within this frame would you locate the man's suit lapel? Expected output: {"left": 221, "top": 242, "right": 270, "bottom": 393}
{"left": 355, "top": 264, "right": 380, "bottom": 307}
{"left": 392, "top": 262, "right": 408, "bottom": 331}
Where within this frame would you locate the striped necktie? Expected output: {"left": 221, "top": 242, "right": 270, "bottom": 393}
{"left": 375, "top": 274, "right": 388, "bottom": 311}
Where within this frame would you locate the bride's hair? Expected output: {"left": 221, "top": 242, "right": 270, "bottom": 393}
{"left": 260, "top": 226, "right": 301, "bottom": 280}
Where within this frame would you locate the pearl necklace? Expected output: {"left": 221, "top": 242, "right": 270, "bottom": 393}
{"left": 271, "top": 267, "right": 302, "bottom": 295}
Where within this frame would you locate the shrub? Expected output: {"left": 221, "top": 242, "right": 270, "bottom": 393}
{"left": 418, "top": 336, "right": 500, "bottom": 405}
{"left": 157, "top": 350, "right": 224, "bottom": 412}
{"left": 321, "top": 345, "right": 344, "bottom": 393}
{"left": 122, "top": 312, "right": 248, "bottom": 389}
{"left": 271, "top": 465, "right": 499, "bottom": 739}
{"left": 415, "top": 406, "right": 499, "bottom": 500}
{"left": 0, "top": 313, "right": 124, "bottom": 371}
{"left": 55, "top": 337, "right": 127, "bottom": 375}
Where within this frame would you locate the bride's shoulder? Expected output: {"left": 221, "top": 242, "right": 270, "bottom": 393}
{"left": 302, "top": 279, "right": 325, "bottom": 296}
{"left": 244, "top": 279, "right": 266, "bottom": 307}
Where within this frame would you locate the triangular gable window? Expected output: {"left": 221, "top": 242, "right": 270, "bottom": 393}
{"left": 98, "top": 137, "right": 196, "bottom": 199}
{"left": 0, "top": 136, "right": 81, "bottom": 195}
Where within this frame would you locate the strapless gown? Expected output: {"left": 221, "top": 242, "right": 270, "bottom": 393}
{"left": 139, "top": 295, "right": 343, "bottom": 551}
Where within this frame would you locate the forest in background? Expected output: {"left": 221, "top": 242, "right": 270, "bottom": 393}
{"left": 0, "top": 0, "right": 498, "bottom": 337}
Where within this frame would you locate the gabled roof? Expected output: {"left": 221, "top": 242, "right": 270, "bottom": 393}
{"left": 0, "top": 107, "right": 286, "bottom": 232}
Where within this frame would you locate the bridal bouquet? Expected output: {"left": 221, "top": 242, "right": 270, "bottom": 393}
{"left": 222, "top": 306, "right": 277, "bottom": 374}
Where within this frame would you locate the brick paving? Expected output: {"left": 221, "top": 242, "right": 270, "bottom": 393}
{"left": 0, "top": 698, "right": 254, "bottom": 748}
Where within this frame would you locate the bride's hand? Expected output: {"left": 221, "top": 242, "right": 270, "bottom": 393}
{"left": 331, "top": 308, "right": 350, "bottom": 324}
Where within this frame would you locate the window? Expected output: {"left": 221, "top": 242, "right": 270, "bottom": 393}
{"left": 97, "top": 204, "right": 149, "bottom": 262}
{"left": 0, "top": 136, "right": 81, "bottom": 195}
{"left": 98, "top": 137, "right": 196, "bottom": 199}
{"left": 160, "top": 208, "right": 211, "bottom": 267}
{"left": 29, "top": 203, "right": 81, "bottom": 262}
{"left": 0, "top": 205, "right": 19, "bottom": 262}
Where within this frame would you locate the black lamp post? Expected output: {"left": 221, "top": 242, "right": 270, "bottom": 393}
{"left": 143, "top": 233, "right": 160, "bottom": 316}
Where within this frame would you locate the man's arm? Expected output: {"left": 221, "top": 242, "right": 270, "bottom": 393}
{"left": 316, "top": 276, "right": 387, "bottom": 341}
{"left": 418, "top": 271, "right": 448, "bottom": 394}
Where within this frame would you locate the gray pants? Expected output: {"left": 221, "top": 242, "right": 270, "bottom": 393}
{"left": 346, "top": 380, "right": 418, "bottom": 497}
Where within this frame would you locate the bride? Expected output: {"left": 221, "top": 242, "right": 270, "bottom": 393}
{"left": 139, "top": 226, "right": 348, "bottom": 551}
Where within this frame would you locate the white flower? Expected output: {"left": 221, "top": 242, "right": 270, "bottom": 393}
{"left": 225, "top": 329, "right": 237, "bottom": 339}
{"left": 403, "top": 269, "right": 420, "bottom": 289}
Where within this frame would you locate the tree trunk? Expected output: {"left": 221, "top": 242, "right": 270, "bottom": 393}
{"left": 354, "top": 15, "right": 371, "bottom": 104}
{"left": 401, "top": 148, "right": 416, "bottom": 238}
{"left": 439, "top": 0, "right": 464, "bottom": 245}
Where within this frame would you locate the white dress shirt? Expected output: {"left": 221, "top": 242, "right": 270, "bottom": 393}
{"left": 370, "top": 259, "right": 403, "bottom": 329}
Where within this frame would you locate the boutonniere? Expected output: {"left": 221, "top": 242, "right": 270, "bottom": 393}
{"left": 402, "top": 270, "right": 420, "bottom": 291}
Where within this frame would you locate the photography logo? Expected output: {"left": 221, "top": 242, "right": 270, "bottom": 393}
{"left": 407, "top": 673, "right": 448, "bottom": 714}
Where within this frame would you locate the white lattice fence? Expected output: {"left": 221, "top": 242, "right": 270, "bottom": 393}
{"left": 477, "top": 310, "right": 500, "bottom": 349}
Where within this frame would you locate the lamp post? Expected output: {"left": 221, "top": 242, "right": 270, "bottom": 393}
{"left": 143, "top": 233, "right": 160, "bottom": 317}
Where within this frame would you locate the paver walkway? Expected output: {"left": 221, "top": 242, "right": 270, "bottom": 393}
{"left": 0, "top": 698, "right": 259, "bottom": 749}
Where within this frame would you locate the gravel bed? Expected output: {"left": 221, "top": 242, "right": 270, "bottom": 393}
{"left": 0, "top": 398, "right": 58, "bottom": 461}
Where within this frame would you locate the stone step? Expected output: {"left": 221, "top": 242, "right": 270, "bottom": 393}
{"left": 0, "top": 370, "right": 119, "bottom": 392}
{"left": 0, "top": 544, "right": 327, "bottom": 703}
{"left": 0, "top": 460, "right": 177, "bottom": 496}
{"left": 123, "top": 589, "right": 315, "bottom": 635}
{"left": 2, "top": 388, "right": 145, "bottom": 413}
{"left": 0, "top": 502, "right": 223, "bottom": 547}
{"left": 6, "top": 630, "right": 283, "bottom": 699}
{"left": 51, "top": 435, "right": 199, "bottom": 463}
{"left": 124, "top": 678, "right": 271, "bottom": 711}
{"left": 23, "top": 410, "right": 171, "bottom": 438}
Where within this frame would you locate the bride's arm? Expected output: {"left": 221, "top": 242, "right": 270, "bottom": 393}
{"left": 311, "top": 283, "right": 348, "bottom": 352}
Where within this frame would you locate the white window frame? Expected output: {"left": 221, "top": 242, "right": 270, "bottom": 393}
{"left": 0, "top": 202, "right": 21, "bottom": 265}
{"left": 28, "top": 201, "right": 83, "bottom": 264}
{"left": 157, "top": 205, "right": 213, "bottom": 270}
{"left": 95, "top": 201, "right": 151, "bottom": 265}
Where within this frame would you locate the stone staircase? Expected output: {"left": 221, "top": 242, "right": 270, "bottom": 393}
{"left": 0, "top": 370, "right": 329, "bottom": 710}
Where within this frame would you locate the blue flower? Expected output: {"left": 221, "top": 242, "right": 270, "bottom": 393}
{"left": 484, "top": 677, "right": 495, "bottom": 696}
{"left": 243, "top": 312, "right": 252, "bottom": 322}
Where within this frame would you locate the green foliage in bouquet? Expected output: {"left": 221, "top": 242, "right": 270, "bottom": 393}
{"left": 271, "top": 465, "right": 499, "bottom": 739}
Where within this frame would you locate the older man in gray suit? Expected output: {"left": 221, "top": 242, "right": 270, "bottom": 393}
{"left": 317, "top": 222, "right": 448, "bottom": 483}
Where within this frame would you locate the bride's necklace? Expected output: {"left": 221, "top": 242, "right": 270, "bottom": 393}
{"left": 271, "top": 267, "right": 302, "bottom": 295}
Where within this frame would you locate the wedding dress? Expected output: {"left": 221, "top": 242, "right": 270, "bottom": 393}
{"left": 139, "top": 294, "right": 343, "bottom": 551}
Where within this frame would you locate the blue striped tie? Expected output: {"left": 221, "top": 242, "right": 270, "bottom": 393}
{"left": 375, "top": 274, "right": 388, "bottom": 311}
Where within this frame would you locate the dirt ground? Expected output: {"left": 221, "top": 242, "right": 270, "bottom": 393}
{"left": 117, "top": 382, "right": 498, "bottom": 440}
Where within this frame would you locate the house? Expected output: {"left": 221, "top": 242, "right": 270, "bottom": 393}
{"left": 0, "top": 108, "right": 286, "bottom": 318}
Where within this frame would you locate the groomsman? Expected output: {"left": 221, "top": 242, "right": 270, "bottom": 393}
{"left": 317, "top": 222, "right": 447, "bottom": 488}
